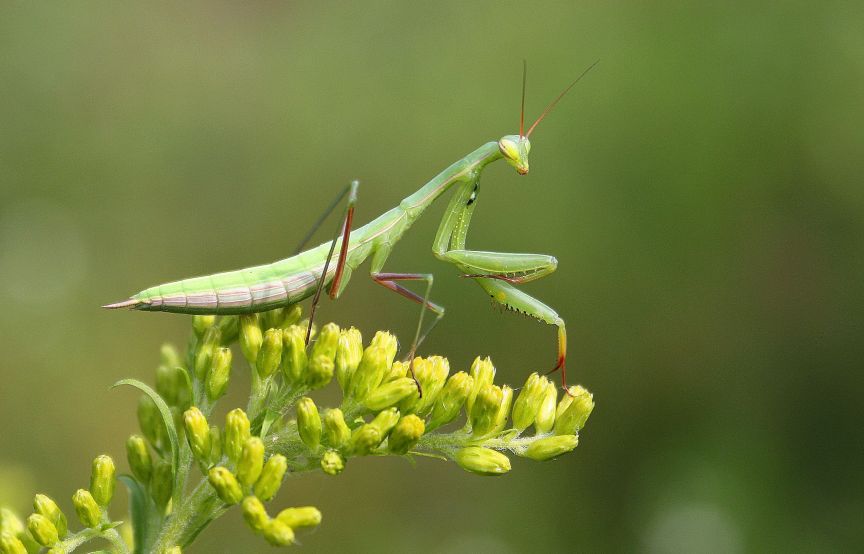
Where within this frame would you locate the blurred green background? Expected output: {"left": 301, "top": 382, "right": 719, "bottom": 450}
{"left": 1, "top": 1, "right": 862, "bottom": 552}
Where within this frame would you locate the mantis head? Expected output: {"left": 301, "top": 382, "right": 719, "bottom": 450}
{"left": 498, "top": 135, "right": 531, "bottom": 175}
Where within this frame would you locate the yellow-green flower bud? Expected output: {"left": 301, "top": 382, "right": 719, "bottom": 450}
{"left": 533, "top": 382, "right": 558, "bottom": 434}
{"left": 209, "top": 425, "right": 222, "bottom": 464}
{"left": 137, "top": 395, "right": 165, "bottom": 449}
{"left": 369, "top": 330, "right": 398, "bottom": 367}
{"left": 150, "top": 459, "right": 173, "bottom": 511}
{"left": 491, "top": 385, "right": 513, "bottom": 435}
{"left": 253, "top": 454, "right": 287, "bottom": 501}
{"left": 236, "top": 437, "right": 265, "bottom": 488}
{"left": 281, "top": 305, "right": 303, "bottom": 328}
{"left": 305, "top": 354, "right": 334, "bottom": 389}
{"left": 554, "top": 386, "right": 594, "bottom": 435}
{"left": 465, "top": 356, "right": 496, "bottom": 415}
{"left": 160, "top": 342, "right": 182, "bottom": 368}
{"left": 225, "top": 408, "right": 251, "bottom": 464}
{"left": 163, "top": 547, "right": 182, "bottom": 554}
{"left": 369, "top": 407, "right": 400, "bottom": 437}
{"left": 454, "top": 446, "right": 511, "bottom": 476}
{"left": 388, "top": 415, "right": 425, "bottom": 455}
{"left": 208, "top": 467, "right": 243, "bottom": 505}
{"left": 126, "top": 434, "right": 153, "bottom": 483}
{"left": 364, "top": 377, "right": 417, "bottom": 411}
{"left": 241, "top": 496, "right": 269, "bottom": 533}
{"left": 296, "top": 397, "right": 322, "bottom": 451}
{"left": 217, "top": 314, "right": 240, "bottom": 344}
{"left": 310, "top": 322, "right": 340, "bottom": 361}
{"left": 348, "top": 424, "right": 381, "bottom": 455}
{"left": 511, "top": 373, "right": 548, "bottom": 431}
{"left": 427, "top": 371, "right": 474, "bottom": 431}
{"left": 206, "top": 347, "right": 232, "bottom": 401}
{"left": 281, "top": 326, "right": 308, "bottom": 383}
{"left": 26, "top": 514, "right": 58, "bottom": 547}
{"left": 347, "top": 345, "right": 388, "bottom": 402}
{"left": 382, "top": 359, "right": 408, "bottom": 383}
{"left": 0, "top": 532, "right": 26, "bottom": 554}
{"left": 523, "top": 435, "right": 579, "bottom": 461}
{"left": 262, "top": 307, "right": 285, "bottom": 330}
{"left": 335, "top": 327, "right": 363, "bottom": 392}
{"left": 71, "top": 489, "right": 100, "bottom": 528}
{"left": 470, "top": 384, "right": 504, "bottom": 437}
{"left": 262, "top": 519, "right": 295, "bottom": 546}
{"left": 183, "top": 407, "right": 211, "bottom": 463}
{"left": 0, "top": 509, "right": 25, "bottom": 540}
{"left": 90, "top": 455, "right": 115, "bottom": 506}
{"left": 239, "top": 314, "right": 263, "bottom": 365}
{"left": 322, "top": 408, "right": 350, "bottom": 448}
{"left": 192, "top": 314, "right": 216, "bottom": 337}
{"left": 256, "top": 328, "right": 283, "bottom": 378}
{"left": 320, "top": 450, "right": 344, "bottom": 475}
{"left": 411, "top": 356, "right": 450, "bottom": 416}
{"left": 194, "top": 326, "right": 221, "bottom": 379}
{"left": 156, "top": 365, "right": 179, "bottom": 406}
{"left": 33, "top": 494, "right": 67, "bottom": 538}
{"left": 275, "top": 506, "right": 321, "bottom": 529}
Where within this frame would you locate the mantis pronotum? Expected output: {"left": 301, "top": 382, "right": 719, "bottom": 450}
{"left": 106, "top": 62, "right": 597, "bottom": 390}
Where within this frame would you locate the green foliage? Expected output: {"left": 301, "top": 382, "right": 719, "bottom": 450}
{"left": 0, "top": 311, "right": 594, "bottom": 552}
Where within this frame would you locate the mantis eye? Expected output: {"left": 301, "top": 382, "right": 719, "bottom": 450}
{"left": 498, "top": 139, "right": 520, "bottom": 160}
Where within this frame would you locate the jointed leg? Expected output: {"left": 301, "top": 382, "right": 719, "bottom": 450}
{"left": 306, "top": 180, "right": 360, "bottom": 344}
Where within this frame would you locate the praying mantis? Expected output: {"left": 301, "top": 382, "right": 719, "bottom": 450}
{"left": 105, "top": 62, "right": 597, "bottom": 390}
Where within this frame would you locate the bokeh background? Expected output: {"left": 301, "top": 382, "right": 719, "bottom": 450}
{"left": 1, "top": 1, "right": 862, "bottom": 552}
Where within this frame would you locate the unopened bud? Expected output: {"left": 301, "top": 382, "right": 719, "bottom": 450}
{"left": 183, "top": 407, "right": 211, "bottom": 463}
{"left": 137, "top": 395, "right": 165, "bottom": 449}
{"left": 192, "top": 315, "right": 216, "bottom": 338}
{"left": 491, "top": 385, "right": 513, "bottom": 435}
{"left": 194, "top": 326, "right": 221, "bottom": 379}
{"left": 280, "top": 305, "right": 303, "bottom": 328}
{"left": 296, "top": 398, "right": 322, "bottom": 451}
{"left": 305, "top": 354, "right": 334, "bottom": 389}
{"left": 0, "top": 509, "right": 26, "bottom": 541}
{"left": 0, "top": 532, "right": 26, "bottom": 554}
{"left": 217, "top": 315, "right": 240, "bottom": 344}
{"left": 33, "top": 494, "right": 67, "bottom": 538}
{"left": 511, "top": 373, "right": 547, "bottom": 431}
{"left": 276, "top": 506, "right": 321, "bottom": 529}
{"left": 554, "top": 386, "right": 594, "bottom": 435}
{"left": 26, "top": 514, "right": 57, "bottom": 547}
{"left": 239, "top": 314, "right": 263, "bottom": 365}
{"left": 465, "top": 356, "right": 496, "bottom": 415}
{"left": 322, "top": 408, "right": 350, "bottom": 448}
{"left": 348, "top": 424, "right": 381, "bottom": 455}
{"left": 388, "top": 415, "right": 425, "bottom": 455}
{"left": 364, "top": 377, "right": 416, "bottom": 411}
{"left": 253, "top": 454, "right": 288, "bottom": 501}
{"left": 209, "top": 425, "right": 223, "bottom": 464}
{"left": 126, "top": 435, "right": 153, "bottom": 484}
{"left": 533, "top": 382, "right": 558, "bottom": 434}
{"left": 208, "top": 467, "right": 243, "bottom": 505}
{"left": 347, "top": 345, "right": 388, "bottom": 402}
{"left": 241, "top": 496, "right": 269, "bottom": 533}
{"left": 335, "top": 328, "right": 363, "bottom": 392}
{"left": 90, "top": 455, "right": 115, "bottom": 506}
{"left": 382, "top": 359, "right": 408, "bottom": 383}
{"left": 150, "top": 459, "right": 173, "bottom": 511}
{"left": 225, "top": 408, "right": 251, "bottom": 464}
{"left": 412, "top": 356, "right": 450, "bottom": 416}
{"left": 281, "top": 326, "right": 308, "bottom": 383}
{"left": 369, "top": 331, "right": 398, "bottom": 367}
{"left": 155, "top": 364, "right": 184, "bottom": 407}
{"left": 369, "top": 407, "right": 400, "bottom": 437}
{"left": 256, "top": 328, "right": 283, "bottom": 378}
{"left": 206, "top": 347, "right": 232, "bottom": 401}
{"left": 71, "top": 489, "right": 101, "bottom": 528}
{"left": 454, "top": 446, "right": 511, "bottom": 476}
{"left": 262, "top": 519, "right": 295, "bottom": 546}
{"left": 320, "top": 450, "right": 345, "bottom": 475}
{"left": 523, "top": 435, "right": 579, "bottom": 461}
{"left": 237, "top": 437, "right": 265, "bottom": 488}
{"left": 427, "top": 372, "right": 473, "bottom": 431}
{"left": 310, "top": 322, "right": 340, "bottom": 361}
{"left": 470, "top": 384, "right": 504, "bottom": 437}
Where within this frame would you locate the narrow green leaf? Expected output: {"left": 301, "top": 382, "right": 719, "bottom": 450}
{"left": 118, "top": 475, "right": 153, "bottom": 554}
{"left": 113, "top": 379, "right": 180, "bottom": 489}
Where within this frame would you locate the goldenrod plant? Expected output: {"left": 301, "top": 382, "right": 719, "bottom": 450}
{"left": 0, "top": 308, "right": 594, "bottom": 552}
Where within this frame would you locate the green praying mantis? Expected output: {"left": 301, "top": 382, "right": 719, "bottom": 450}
{"left": 106, "top": 62, "right": 597, "bottom": 391}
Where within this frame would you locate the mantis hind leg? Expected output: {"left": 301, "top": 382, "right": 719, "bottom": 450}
{"left": 474, "top": 277, "right": 569, "bottom": 390}
{"left": 306, "top": 180, "right": 359, "bottom": 344}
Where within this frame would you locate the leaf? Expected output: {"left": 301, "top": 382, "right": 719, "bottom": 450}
{"left": 118, "top": 475, "right": 154, "bottom": 554}
{"left": 113, "top": 379, "right": 180, "bottom": 487}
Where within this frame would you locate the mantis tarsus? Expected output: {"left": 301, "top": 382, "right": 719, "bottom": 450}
{"left": 105, "top": 62, "right": 597, "bottom": 391}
